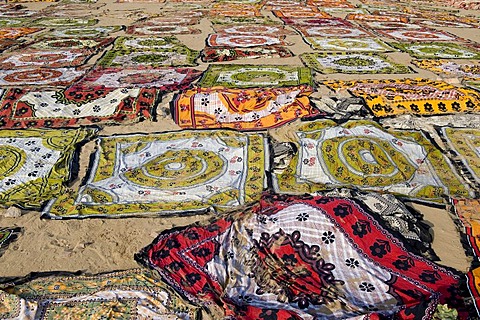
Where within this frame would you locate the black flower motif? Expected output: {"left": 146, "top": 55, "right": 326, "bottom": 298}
{"left": 281, "top": 253, "right": 298, "bottom": 266}
{"left": 192, "top": 247, "right": 211, "bottom": 258}
{"left": 345, "top": 258, "right": 359, "bottom": 268}
{"left": 438, "top": 102, "right": 447, "bottom": 112}
{"left": 424, "top": 102, "right": 434, "bottom": 112}
{"left": 259, "top": 309, "right": 279, "bottom": 320}
{"left": 72, "top": 109, "right": 81, "bottom": 115}
{"left": 315, "top": 197, "right": 333, "bottom": 204}
{"left": 296, "top": 212, "right": 309, "bottom": 221}
{"left": 419, "top": 270, "right": 440, "bottom": 284}
{"left": 185, "top": 230, "right": 200, "bottom": 240}
{"left": 321, "top": 231, "right": 335, "bottom": 244}
{"left": 165, "top": 238, "right": 180, "bottom": 249}
{"left": 152, "top": 249, "right": 170, "bottom": 260}
{"left": 359, "top": 282, "right": 375, "bottom": 292}
{"left": 451, "top": 101, "right": 461, "bottom": 111}
{"left": 185, "top": 273, "right": 201, "bottom": 286}
{"left": 93, "top": 105, "right": 101, "bottom": 113}
{"left": 393, "top": 256, "right": 414, "bottom": 271}
{"left": 352, "top": 220, "right": 371, "bottom": 238}
{"left": 333, "top": 203, "right": 352, "bottom": 218}
{"left": 167, "top": 261, "right": 184, "bottom": 271}
{"left": 369, "top": 241, "right": 389, "bottom": 258}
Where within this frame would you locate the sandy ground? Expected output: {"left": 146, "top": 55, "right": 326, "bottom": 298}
{"left": 0, "top": 0, "right": 476, "bottom": 279}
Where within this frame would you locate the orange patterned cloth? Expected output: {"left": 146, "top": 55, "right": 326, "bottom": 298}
{"left": 173, "top": 85, "right": 316, "bottom": 130}
{"left": 452, "top": 198, "right": 480, "bottom": 258}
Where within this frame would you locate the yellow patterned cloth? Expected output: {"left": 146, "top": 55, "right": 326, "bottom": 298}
{"left": 272, "top": 120, "right": 471, "bottom": 201}
{"left": 324, "top": 78, "right": 480, "bottom": 117}
{"left": 0, "top": 128, "right": 96, "bottom": 209}
{"left": 412, "top": 60, "right": 480, "bottom": 80}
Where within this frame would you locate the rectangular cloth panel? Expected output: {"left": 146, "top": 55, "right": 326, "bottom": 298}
{"left": 346, "top": 13, "right": 409, "bottom": 22}
{"left": 374, "top": 28, "right": 458, "bottom": 42}
{"left": 42, "top": 26, "right": 124, "bottom": 38}
{"left": 112, "top": 36, "right": 185, "bottom": 51}
{"left": 173, "top": 85, "right": 316, "bottom": 130}
{"left": 440, "top": 127, "right": 480, "bottom": 189}
{"left": 212, "top": 24, "right": 295, "bottom": 35}
{"left": 304, "top": 37, "right": 393, "bottom": 52}
{"left": 0, "top": 28, "right": 43, "bottom": 39}
{"left": 0, "top": 67, "right": 86, "bottom": 87}
{"left": 0, "top": 128, "right": 96, "bottom": 209}
{"left": 300, "top": 52, "right": 412, "bottom": 74}
{"left": 42, "top": 130, "right": 266, "bottom": 218}
{"left": 0, "top": 87, "right": 158, "bottom": 128}
{"left": 387, "top": 42, "right": 480, "bottom": 59}
{"left": 0, "top": 269, "right": 199, "bottom": 320}
{"left": 0, "top": 49, "right": 94, "bottom": 69}
{"left": 272, "top": 120, "right": 472, "bottom": 201}
{"left": 75, "top": 66, "right": 202, "bottom": 90}
{"left": 98, "top": 48, "right": 199, "bottom": 67}
{"left": 324, "top": 78, "right": 480, "bottom": 117}
{"left": 452, "top": 198, "right": 480, "bottom": 259}
{"left": 30, "top": 17, "right": 98, "bottom": 27}
{"left": 126, "top": 25, "right": 201, "bottom": 35}
{"left": 201, "top": 46, "right": 293, "bottom": 62}
{"left": 136, "top": 194, "right": 466, "bottom": 319}
{"left": 294, "top": 25, "right": 374, "bottom": 38}
{"left": 24, "top": 37, "right": 115, "bottom": 52}
{"left": 272, "top": 8, "right": 332, "bottom": 19}
{"left": 206, "top": 34, "right": 290, "bottom": 48}
{"left": 412, "top": 60, "right": 480, "bottom": 80}
{"left": 197, "top": 64, "right": 313, "bottom": 88}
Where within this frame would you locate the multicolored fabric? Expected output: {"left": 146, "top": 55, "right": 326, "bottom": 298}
{"left": 136, "top": 193, "right": 465, "bottom": 319}
{"left": 30, "top": 17, "right": 98, "bottom": 27}
{"left": 25, "top": 38, "right": 114, "bottom": 51}
{"left": 280, "top": 17, "right": 352, "bottom": 26}
{"left": 0, "top": 18, "right": 30, "bottom": 27}
{"left": 412, "top": 60, "right": 480, "bottom": 80}
{"left": 467, "top": 266, "right": 480, "bottom": 318}
{"left": 0, "top": 269, "right": 199, "bottom": 319}
{"left": 273, "top": 8, "right": 331, "bottom": 19}
{"left": 112, "top": 36, "right": 185, "bottom": 51}
{"left": 418, "top": 19, "right": 476, "bottom": 28}
{"left": 375, "top": 28, "right": 458, "bottom": 42}
{"left": 126, "top": 25, "right": 201, "bottom": 35}
{"left": 98, "top": 48, "right": 199, "bottom": 67}
{"left": 0, "top": 227, "right": 22, "bottom": 258}
{"left": 173, "top": 85, "right": 315, "bottom": 130}
{"left": 301, "top": 52, "right": 412, "bottom": 74}
{"left": 0, "top": 49, "right": 94, "bottom": 69}
{"left": 324, "top": 78, "right": 480, "bottom": 117}
{"left": 140, "top": 16, "right": 199, "bottom": 25}
{"left": 198, "top": 64, "right": 313, "bottom": 88}
{"left": 304, "top": 37, "right": 392, "bottom": 52}
{"left": 0, "top": 67, "right": 86, "bottom": 86}
{"left": 0, "top": 28, "right": 42, "bottom": 39}
{"left": 201, "top": 46, "right": 293, "bottom": 62}
{"left": 346, "top": 13, "right": 409, "bottom": 22}
{"left": 210, "top": 16, "right": 280, "bottom": 25}
{"left": 0, "top": 39, "right": 20, "bottom": 52}
{"left": 272, "top": 120, "right": 471, "bottom": 200}
{"left": 43, "top": 26, "right": 123, "bottom": 38}
{"left": 212, "top": 24, "right": 294, "bottom": 35}
{"left": 294, "top": 25, "right": 373, "bottom": 38}
{"left": 76, "top": 66, "right": 201, "bottom": 90}
{"left": 207, "top": 34, "right": 289, "bottom": 48}
{"left": 389, "top": 42, "right": 480, "bottom": 59}
{"left": 362, "top": 21, "right": 422, "bottom": 29}
{"left": 452, "top": 198, "right": 480, "bottom": 259}
{"left": 0, "top": 128, "right": 95, "bottom": 209}
{"left": 0, "top": 87, "right": 157, "bottom": 128}
{"left": 42, "top": 130, "right": 266, "bottom": 218}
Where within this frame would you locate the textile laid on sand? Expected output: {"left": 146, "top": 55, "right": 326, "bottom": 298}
{"left": 272, "top": 120, "right": 471, "bottom": 201}
{"left": 0, "top": 128, "right": 95, "bottom": 209}
{"left": 24, "top": 37, "right": 115, "bottom": 52}
{"left": 0, "top": 49, "right": 94, "bottom": 69}
{"left": 304, "top": 37, "right": 393, "bottom": 52}
{"left": 0, "top": 87, "right": 158, "bottom": 128}
{"left": 44, "top": 26, "right": 123, "bottom": 38}
{"left": 0, "top": 269, "right": 199, "bottom": 319}
{"left": 389, "top": 42, "right": 480, "bottom": 60}
{"left": 136, "top": 193, "right": 465, "bottom": 319}
{"left": 324, "top": 78, "right": 480, "bottom": 117}
{"left": 201, "top": 46, "right": 294, "bottom": 62}
{"left": 412, "top": 60, "right": 480, "bottom": 80}
{"left": 173, "top": 85, "right": 316, "bottom": 130}
{"left": 0, "top": 28, "right": 42, "bottom": 39}
{"left": 0, "top": 67, "right": 86, "bottom": 87}
{"left": 206, "top": 34, "right": 290, "bottom": 48}
{"left": 42, "top": 130, "right": 266, "bottom": 218}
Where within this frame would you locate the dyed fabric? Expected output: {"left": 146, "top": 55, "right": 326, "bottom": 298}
{"left": 452, "top": 198, "right": 480, "bottom": 259}
{"left": 362, "top": 21, "right": 422, "bottom": 29}
{"left": 413, "top": 60, "right": 480, "bottom": 80}
{"left": 0, "top": 128, "right": 95, "bottom": 209}
{"left": 30, "top": 17, "right": 98, "bottom": 27}
{"left": 0, "top": 87, "right": 157, "bottom": 128}
{"left": 141, "top": 16, "right": 199, "bottom": 25}
{"left": 0, "top": 227, "right": 22, "bottom": 258}
{"left": 324, "top": 78, "right": 480, "bottom": 117}
{"left": 0, "top": 49, "right": 93, "bottom": 69}
{"left": 207, "top": 34, "right": 289, "bottom": 48}
{"left": 0, "top": 269, "right": 199, "bottom": 319}
{"left": 0, "top": 67, "right": 85, "bottom": 86}
{"left": 98, "top": 48, "right": 199, "bottom": 67}
{"left": 375, "top": 28, "right": 458, "bottom": 42}
{"left": 419, "top": 19, "right": 475, "bottom": 28}
{"left": 294, "top": 25, "right": 373, "bottom": 38}
{"left": 44, "top": 26, "right": 123, "bottom": 38}
{"left": 301, "top": 52, "right": 412, "bottom": 74}
{"left": 467, "top": 266, "right": 480, "bottom": 318}
{"left": 112, "top": 36, "right": 185, "bottom": 51}
{"left": 126, "top": 25, "right": 201, "bottom": 35}
{"left": 272, "top": 120, "right": 471, "bottom": 200}
{"left": 210, "top": 16, "right": 280, "bottom": 25}
{"left": 207, "top": 7, "right": 261, "bottom": 17}
{"left": 280, "top": 17, "right": 352, "bottom": 27}
{"left": 440, "top": 127, "right": 480, "bottom": 187}
{"left": 0, "top": 28, "right": 42, "bottom": 39}
{"left": 25, "top": 38, "right": 114, "bottom": 51}
{"left": 305, "top": 37, "right": 392, "bottom": 52}
{"left": 213, "top": 25, "right": 294, "bottom": 35}
{"left": 137, "top": 193, "right": 465, "bottom": 319}
{"left": 42, "top": 130, "right": 266, "bottom": 218}
{"left": 77, "top": 67, "right": 201, "bottom": 90}
{"left": 0, "top": 18, "right": 30, "bottom": 28}
{"left": 201, "top": 46, "right": 293, "bottom": 62}
{"left": 173, "top": 85, "right": 315, "bottom": 130}
{"left": 273, "top": 8, "right": 331, "bottom": 19}
{"left": 0, "top": 39, "right": 21, "bottom": 52}
{"left": 346, "top": 13, "right": 409, "bottom": 22}
{"left": 389, "top": 42, "right": 480, "bottom": 59}
{"left": 198, "top": 64, "right": 313, "bottom": 88}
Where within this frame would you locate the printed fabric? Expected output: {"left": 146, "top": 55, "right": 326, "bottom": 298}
{"left": 42, "top": 130, "right": 266, "bottom": 218}
{"left": 136, "top": 193, "right": 466, "bottom": 319}
{"left": 201, "top": 46, "right": 293, "bottom": 62}
{"left": 0, "top": 128, "right": 96, "bottom": 209}
{"left": 0, "top": 269, "right": 199, "bottom": 319}
{"left": 173, "top": 85, "right": 316, "bottom": 130}
{"left": 272, "top": 120, "right": 471, "bottom": 201}
{"left": 324, "top": 78, "right": 480, "bottom": 117}
{"left": 389, "top": 42, "right": 480, "bottom": 60}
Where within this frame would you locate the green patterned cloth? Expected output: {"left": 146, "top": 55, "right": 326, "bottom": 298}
{"left": 0, "top": 269, "right": 199, "bottom": 319}
{"left": 389, "top": 42, "right": 480, "bottom": 59}
{"left": 198, "top": 64, "right": 313, "bottom": 88}
{"left": 43, "top": 130, "right": 266, "bottom": 218}
{"left": 0, "top": 128, "right": 96, "bottom": 209}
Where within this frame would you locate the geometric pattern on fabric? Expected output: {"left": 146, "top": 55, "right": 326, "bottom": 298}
{"left": 98, "top": 49, "right": 199, "bottom": 67}
{"left": 197, "top": 64, "right": 313, "bottom": 88}
{"left": 0, "top": 227, "right": 22, "bottom": 258}
{"left": 374, "top": 28, "right": 458, "bottom": 42}
{"left": 206, "top": 34, "right": 289, "bottom": 48}
{"left": 324, "top": 78, "right": 480, "bottom": 117}
{"left": 125, "top": 25, "right": 201, "bottom": 35}
{"left": 294, "top": 25, "right": 373, "bottom": 38}
{"left": 0, "top": 87, "right": 158, "bottom": 128}
{"left": 452, "top": 198, "right": 480, "bottom": 259}
{"left": 173, "top": 85, "right": 316, "bottom": 130}
{"left": 300, "top": 52, "right": 412, "bottom": 74}
{"left": 76, "top": 66, "right": 202, "bottom": 90}
{"left": 0, "top": 269, "right": 199, "bottom": 320}
{"left": 387, "top": 42, "right": 480, "bottom": 59}
{"left": 0, "top": 49, "right": 94, "bottom": 69}
{"left": 24, "top": 38, "right": 115, "bottom": 52}
{"left": 43, "top": 26, "right": 123, "bottom": 38}
{"left": 304, "top": 37, "right": 393, "bottom": 52}
{"left": 29, "top": 17, "right": 98, "bottom": 27}
{"left": 272, "top": 120, "right": 472, "bottom": 201}
{"left": 0, "top": 67, "right": 86, "bottom": 86}
{"left": 412, "top": 60, "right": 480, "bottom": 80}
{"left": 112, "top": 36, "right": 186, "bottom": 51}
{"left": 0, "top": 28, "right": 43, "bottom": 39}
{"left": 201, "top": 46, "right": 294, "bottom": 62}
{"left": 0, "top": 128, "right": 96, "bottom": 209}
{"left": 440, "top": 127, "right": 480, "bottom": 188}
{"left": 136, "top": 193, "right": 465, "bottom": 319}
{"left": 361, "top": 21, "right": 422, "bottom": 30}
{"left": 42, "top": 130, "right": 266, "bottom": 218}
{"left": 212, "top": 24, "right": 295, "bottom": 35}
